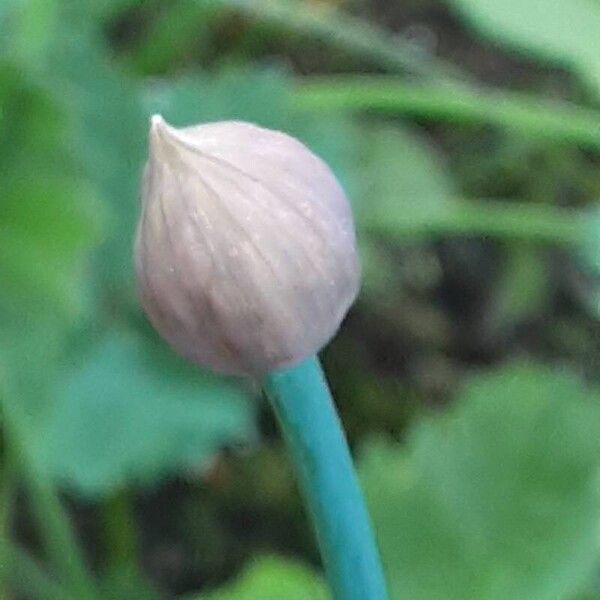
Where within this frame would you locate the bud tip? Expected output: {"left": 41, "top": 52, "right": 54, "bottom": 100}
{"left": 150, "top": 114, "right": 165, "bottom": 130}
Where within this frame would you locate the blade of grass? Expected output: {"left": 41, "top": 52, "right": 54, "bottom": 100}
{"left": 0, "top": 381, "right": 97, "bottom": 599}
{"left": 438, "top": 199, "right": 586, "bottom": 244}
{"left": 263, "top": 356, "right": 388, "bottom": 600}
{"left": 4, "top": 542, "right": 71, "bottom": 600}
{"left": 1, "top": 446, "right": 70, "bottom": 599}
{"left": 292, "top": 77, "right": 600, "bottom": 150}
{"left": 0, "top": 449, "right": 15, "bottom": 598}
{"left": 363, "top": 197, "right": 586, "bottom": 245}
{"left": 101, "top": 489, "right": 139, "bottom": 574}
{"left": 210, "top": 0, "right": 462, "bottom": 81}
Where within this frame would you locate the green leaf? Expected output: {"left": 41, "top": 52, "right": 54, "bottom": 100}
{"left": 0, "top": 64, "right": 102, "bottom": 319}
{"left": 1, "top": 0, "right": 61, "bottom": 69}
{"left": 190, "top": 556, "right": 329, "bottom": 600}
{"left": 356, "top": 124, "right": 456, "bottom": 235}
{"left": 34, "top": 332, "right": 257, "bottom": 497}
{"left": 361, "top": 363, "right": 600, "bottom": 600}
{"left": 43, "top": 21, "right": 147, "bottom": 296}
{"left": 0, "top": 176, "right": 100, "bottom": 317}
{"left": 448, "top": 0, "right": 600, "bottom": 95}
{"left": 0, "top": 63, "right": 104, "bottom": 406}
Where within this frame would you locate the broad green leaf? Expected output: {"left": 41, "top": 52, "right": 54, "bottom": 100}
{"left": 0, "top": 63, "right": 103, "bottom": 405}
{"left": 0, "top": 65, "right": 101, "bottom": 319}
{"left": 448, "top": 0, "right": 600, "bottom": 95}
{"left": 361, "top": 363, "right": 600, "bottom": 600}
{"left": 42, "top": 19, "right": 147, "bottom": 296}
{"left": 191, "top": 556, "right": 329, "bottom": 600}
{"left": 0, "top": 176, "right": 100, "bottom": 318}
{"left": 1, "top": 0, "right": 60, "bottom": 69}
{"left": 356, "top": 124, "right": 456, "bottom": 235}
{"left": 34, "top": 332, "right": 257, "bottom": 497}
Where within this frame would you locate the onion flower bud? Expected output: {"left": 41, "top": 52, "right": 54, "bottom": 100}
{"left": 134, "top": 116, "right": 360, "bottom": 376}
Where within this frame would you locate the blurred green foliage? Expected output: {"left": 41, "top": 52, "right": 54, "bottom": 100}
{"left": 0, "top": 0, "right": 600, "bottom": 598}
{"left": 191, "top": 556, "right": 329, "bottom": 600}
{"left": 363, "top": 363, "right": 600, "bottom": 600}
{"left": 448, "top": 0, "right": 600, "bottom": 95}
{"left": 37, "top": 333, "right": 256, "bottom": 496}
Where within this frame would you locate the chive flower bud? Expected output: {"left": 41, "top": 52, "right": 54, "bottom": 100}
{"left": 134, "top": 116, "right": 360, "bottom": 376}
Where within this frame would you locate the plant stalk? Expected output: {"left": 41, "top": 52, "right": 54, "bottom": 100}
{"left": 292, "top": 77, "right": 600, "bottom": 150}
{"left": 364, "top": 197, "right": 586, "bottom": 245}
{"left": 101, "top": 489, "right": 139, "bottom": 574}
{"left": 262, "top": 356, "right": 388, "bottom": 600}
{"left": 0, "top": 383, "right": 97, "bottom": 599}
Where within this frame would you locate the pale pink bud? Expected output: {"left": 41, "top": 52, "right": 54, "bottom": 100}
{"left": 134, "top": 116, "right": 360, "bottom": 376}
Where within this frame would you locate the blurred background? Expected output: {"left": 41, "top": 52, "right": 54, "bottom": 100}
{"left": 1, "top": 0, "right": 600, "bottom": 598}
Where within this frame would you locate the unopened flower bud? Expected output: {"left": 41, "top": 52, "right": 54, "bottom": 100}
{"left": 134, "top": 116, "right": 360, "bottom": 376}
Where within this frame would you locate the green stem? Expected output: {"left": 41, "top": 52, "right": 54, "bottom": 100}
{"left": 364, "top": 197, "right": 586, "bottom": 245}
{"left": 0, "top": 384, "right": 97, "bottom": 599}
{"left": 437, "top": 199, "right": 585, "bottom": 244}
{"left": 292, "top": 77, "right": 600, "bottom": 150}
{"left": 262, "top": 356, "right": 388, "bottom": 600}
{"left": 101, "top": 489, "right": 138, "bottom": 573}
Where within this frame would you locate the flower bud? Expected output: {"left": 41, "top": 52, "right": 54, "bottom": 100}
{"left": 134, "top": 116, "right": 360, "bottom": 376}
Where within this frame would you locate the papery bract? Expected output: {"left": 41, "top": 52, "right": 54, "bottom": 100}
{"left": 135, "top": 116, "right": 360, "bottom": 376}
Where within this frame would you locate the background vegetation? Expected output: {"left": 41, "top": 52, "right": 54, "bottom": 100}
{"left": 1, "top": 0, "right": 600, "bottom": 598}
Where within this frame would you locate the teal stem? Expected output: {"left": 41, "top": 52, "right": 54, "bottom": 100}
{"left": 262, "top": 356, "right": 388, "bottom": 600}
